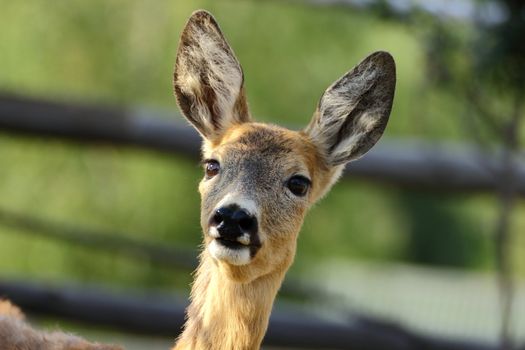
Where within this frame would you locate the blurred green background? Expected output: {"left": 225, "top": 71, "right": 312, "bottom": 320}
{"left": 0, "top": 0, "right": 524, "bottom": 346}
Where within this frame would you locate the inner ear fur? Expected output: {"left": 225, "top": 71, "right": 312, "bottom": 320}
{"left": 305, "top": 51, "right": 396, "bottom": 166}
{"left": 174, "top": 10, "right": 250, "bottom": 141}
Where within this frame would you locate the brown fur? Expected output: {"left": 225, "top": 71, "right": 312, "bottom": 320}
{"left": 0, "top": 300, "right": 24, "bottom": 320}
{"left": 0, "top": 300, "right": 122, "bottom": 350}
{"left": 173, "top": 10, "right": 395, "bottom": 350}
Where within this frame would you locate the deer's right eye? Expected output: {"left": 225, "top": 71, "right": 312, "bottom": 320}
{"left": 286, "top": 175, "right": 311, "bottom": 197}
{"left": 204, "top": 160, "right": 220, "bottom": 178}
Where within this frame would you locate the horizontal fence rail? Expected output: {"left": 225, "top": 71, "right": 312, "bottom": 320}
{"left": 0, "top": 280, "right": 497, "bottom": 350}
{"left": 0, "top": 208, "right": 199, "bottom": 270}
{"left": 0, "top": 208, "right": 329, "bottom": 300}
{"left": 0, "top": 94, "right": 524, "bottom": 195}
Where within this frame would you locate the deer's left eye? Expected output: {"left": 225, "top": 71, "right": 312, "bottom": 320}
{"left": 204, "top": 160, "right": 220, "bottom": 178}
{"left": 286, "top": 175, "right": 311, "bottom": 197}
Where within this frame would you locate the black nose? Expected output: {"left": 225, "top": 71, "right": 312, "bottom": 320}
{"left": 211, "top": 205, "right": 257, "bottom": 241}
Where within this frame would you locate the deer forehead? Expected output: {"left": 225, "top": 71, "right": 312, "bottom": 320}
{"left": 204, "top": 123, "right": 325, "bottom": 176}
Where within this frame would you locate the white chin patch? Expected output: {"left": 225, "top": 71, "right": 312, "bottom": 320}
{"left": 208, "top": 240, "right": 251, "bottom": 266}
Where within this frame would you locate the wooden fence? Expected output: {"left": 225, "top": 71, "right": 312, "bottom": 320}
{"left": 0, "top": 280, "right": 497, "bottom": 350}
{"left": 0, "top": 93, "right": 518, "bottom": 349}
{"left": 1, "top": 94, "right": 524, "bottom": 195}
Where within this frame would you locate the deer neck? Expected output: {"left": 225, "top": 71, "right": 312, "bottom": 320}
{"left": 174, "top": 253, "right": 287, "bottom": 350}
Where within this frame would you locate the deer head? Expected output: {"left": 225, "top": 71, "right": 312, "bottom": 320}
{"left": 173, "top": 10, "right": 396, "bottom": 284}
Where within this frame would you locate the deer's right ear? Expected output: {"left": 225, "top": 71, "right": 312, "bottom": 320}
{"left": 174, "top": 10, "right": 250, "bottom": 141}
{"left": 305, "top": 51, "right": 396, "bottom": 166}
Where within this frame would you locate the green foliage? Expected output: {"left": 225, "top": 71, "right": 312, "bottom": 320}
{"left": 0, "top": 0, "right": 517, "bottom": 291}
{"left": 399, "top": 192, "right": 490, "bottom": 268}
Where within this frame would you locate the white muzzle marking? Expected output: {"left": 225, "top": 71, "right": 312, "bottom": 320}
{"left": 208, "top": 239, "right": 251, "bottom": 266}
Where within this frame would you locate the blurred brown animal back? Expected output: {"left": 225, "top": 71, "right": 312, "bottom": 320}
{"left": 0, "top": 299, "right": 123, "bottom": 350}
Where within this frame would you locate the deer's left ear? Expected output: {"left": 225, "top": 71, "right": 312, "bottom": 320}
{"left": 174, "top": 10, "right": 250, "bottom": 141}
{"left": 305, "top": 51, "right": 396, "bottom": 166}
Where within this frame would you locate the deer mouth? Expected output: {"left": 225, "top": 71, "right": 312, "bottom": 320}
{"left": 207, "top": 226, "right": 261, "bottom": 249}
{"left": 209, "top": 238, "right": 251, "bottom": 265}
{"left": 208, "top": 233, "right": 262, "bottom": 265}
{"left": 216, "top": 237, "right": 246, "bottom": 249}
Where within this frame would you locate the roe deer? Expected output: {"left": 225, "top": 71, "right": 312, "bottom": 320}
{"left": 172, "top": 10, "right": 396, "bottom": 350}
